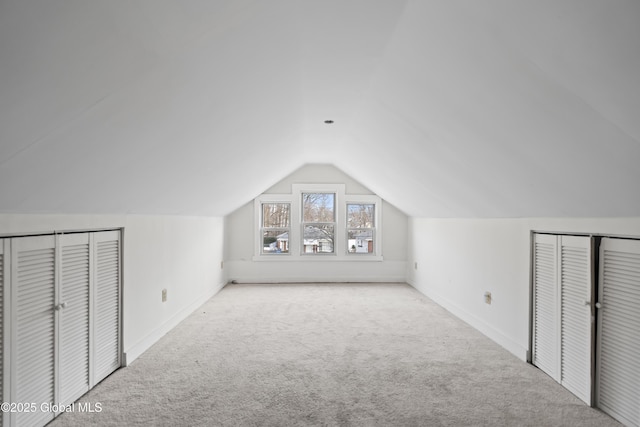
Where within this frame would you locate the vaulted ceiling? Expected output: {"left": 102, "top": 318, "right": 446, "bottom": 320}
{"left": 1, "top": 1, "right": 639, "bottom": 218}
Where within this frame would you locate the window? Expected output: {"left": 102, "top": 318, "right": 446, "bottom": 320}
{"left": 302, "top": 193, "right": 335, "bottom": 254}
{"left": 347, "top": 203, "right": 375, "bottom": 254}
{"left": 254, "top": 184, "right": 382, "bottom": 260}
{"left": 261, "top": 202, "right": 290, "bottom": 254}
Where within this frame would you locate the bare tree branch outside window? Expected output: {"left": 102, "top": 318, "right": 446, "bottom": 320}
{"left": 262, "top": 203, "right": 290, "bottom": 253}
{"left": 302, "top": 193, "right": 335, "bottom": 253}
{"left": 347, "top": 203, "right": 375, "bottom": 253}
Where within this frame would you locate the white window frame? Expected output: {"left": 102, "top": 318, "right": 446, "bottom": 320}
{"left": 253, "top": 184, "right": 382, "bottom": 261}
{"left": 254, "top": 194, "right": 293, "bottom": 256}
{"left": 298, "top": 184, "right": 342, "bottom": 256}
{"left": 345, "top": 194, "right": 381, "bottom": 257}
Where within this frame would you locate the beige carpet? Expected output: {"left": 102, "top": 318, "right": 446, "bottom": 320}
{"left": 49, "top": 283, "right": 620, "bottom": 426}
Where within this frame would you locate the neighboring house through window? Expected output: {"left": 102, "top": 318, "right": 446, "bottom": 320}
{"left": 347, "top": 203, "right": 375, "bottom": 253}
{"left": 302, "top": 192, "right": 335, "bottom": 254}
{"left": 261, "top": 202, "right": 290, "bottom": 254}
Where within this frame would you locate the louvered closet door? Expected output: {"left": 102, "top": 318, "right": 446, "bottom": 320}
{"left": 92, "top": 231, "right": 121, "bottom": 385}
{"left": 10, "top": 236, "right": 57, "bottom": 427}
{"left": 57, "top": 233, "right": 91, "bottom": 407}
{"left": 532, "top": 233, "right": 559, "bottom": 381}
{"left": 597, "top": 238, "right": 640, "bottom": 427}
{"left": 0, "top": 240, "right": 5, "bottom": 427}
{"left": 559, "top": 235, "right": 592, "bottom": 405}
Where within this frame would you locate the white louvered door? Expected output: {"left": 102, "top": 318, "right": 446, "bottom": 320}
{"left": 0, "top": 240, "right": 5, "bottom": 427}
{"left": 532, "top": 233, "right": 559, "bottom": 381}
{"left": 2, "top": 231, "right": 121, "bottom": 427}
{"left": 532, "top": 234, "right": 593, "bottom": 405}
{"left": 92, "top": 231, "right": 121, "bottom": 385}
{"left": 597, "top": 238, "right": 640, "bottom": 427}
{"left": 11, "top": 235, "right": 57, "bottom": 427}
{"left": 559, "top": 235, "right": 592, "bottom": 405}
{"left": 57, "top": 233, "right": 91, "bottom": 407}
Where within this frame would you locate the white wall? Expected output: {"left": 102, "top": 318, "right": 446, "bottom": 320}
{"left": 407, "top": 217, "right": 640, "bottom": 361}
{"left": 0, "top": 213, "right": 225, "bottom": 364}
{"left": 224, "top": 164, "right": 408, "bottom": 282}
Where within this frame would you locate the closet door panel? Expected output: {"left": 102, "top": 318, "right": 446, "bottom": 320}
{"left": 58, "top": 233, "right": 91, "bottom": 406}
{"left": 532, "top": 234, "right": 593, "bottom": 404}
{"left": 532, "top": 233, "right": 559, "bottom": 380}
{"left": 0, "top": 241, "right": 4, "bottom": 427}
{"left": 1, "top": 230, "right": 122, "bottom": 427}
{"left": 559, "top": 235, "right": 592, "bottom": 405}
{"left": 11, "top": 236, "right": 56, "bottom": 427}
{"left": 93, "top": 231, "right": 121, "bottom": 385}
{"left": 597, "top": 238, "right": 640, "bottom": 427}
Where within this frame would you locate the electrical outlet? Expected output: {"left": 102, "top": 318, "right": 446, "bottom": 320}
{"left": 220, "top": 261, "right": 224, "bottom": 269}
{"left": 414, "top": 262, "right": 418, "bottom": 270}
{"left": 162, "top": 288, "right": 167, "bottom": 302}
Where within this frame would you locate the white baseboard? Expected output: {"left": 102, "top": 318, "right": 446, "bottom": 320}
{"left": 226, "top": 260, "right": 406, "bottom": 284}
{"left": 230, "top": 277, "right": 406, "bottom": 284}
{"left": 123, "top": 282, "right": 225, "bottom": 365}
{"left": 408, "top": 280, "right": 528, "bottom": 361}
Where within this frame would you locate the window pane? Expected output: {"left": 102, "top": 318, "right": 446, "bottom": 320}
{"left": 303, "top": 193, "right": 335, "bottom": 222}
{"left": 263, "top": 203, "right": 290, "bottom": 228}
{"left": 347, "top": 204, "right": 374, "bottom": 228}
{"left": 348, "top": 229, "right": 374, "bottom": 253}
{"left": 303, "top": 225, "right": 334, "bottom": 253}
{"left": 263, "top": 230, "right": 289, "bottom": 254}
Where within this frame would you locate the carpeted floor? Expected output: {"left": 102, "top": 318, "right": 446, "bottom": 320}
{"left": 49, "top": 283, "right": 620, "bottom": 426}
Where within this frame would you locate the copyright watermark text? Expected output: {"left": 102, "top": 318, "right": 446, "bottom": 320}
{"left": 1, "top": 402, "right": 102, "bottom": 413}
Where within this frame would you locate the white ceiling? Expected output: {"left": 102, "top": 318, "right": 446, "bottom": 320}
{"left": 1, "top": 0, "right": 639, "bottom": 217}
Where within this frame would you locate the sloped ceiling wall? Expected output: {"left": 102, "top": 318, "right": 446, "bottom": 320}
{"left": 1, "top": 1, "right": 638, "bottom": 217}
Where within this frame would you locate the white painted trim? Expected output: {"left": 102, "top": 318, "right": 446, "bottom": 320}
{"left": 294, "top": 183, "right": 345, "bottom": 256}
{"left": 122, "top": 281, "right": 225, "bottom": 365}
{"left": 408, "top": 279, "right": 528, "bottom": 361}
{"left": 254, "top": 194, "right": 292, "bottom": 257}
{"left": 251, "top": 255, "right": 383, "bottom": 262}
{"left": 345, "top": 194, "right": 382, "bottom": 257}
{"left": 227, "top": 260, "right": 405, "bottom": 284}
{"left": 232, "top": 278, "right": 406, "bottom": 284}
